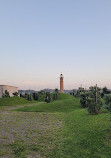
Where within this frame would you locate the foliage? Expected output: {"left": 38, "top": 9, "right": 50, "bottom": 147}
{"left": 13, "top": 92, "right": 19, "bottom": 96}
{"left": 38, "top": 90, "right": 45, "bottom": 95}
{"left": 53, "top": 93, "right": 58, "bottom": 100}
{"left": 27, "top": 94, "right": 33, "bottom": 101}
{"left": 103, "top": 94, "right": 111, "bottom": 110}
{"left": 55, "top": 88, "right": 59, "bottom": 93}
{"left": 44, "top": 92, "right": 51, "bottom": 103}
{"left": 20, "top": 93, "right": 28, "bottom": 98}
{"left": 74, "top": 87, "right": 85, "bottom": 97}
{"left": 100, "top": 87, "right": 110, "bottom": 98}
{"left": 53, "top": 88, "right": 59, "bottom": 100}
{"left": 33, "top": 93, "right": 39, "bottom": 101}
{"left": 80, "top": 92, "right": 88, "bottom": 108}
{"left": 4, "top": 90, "right": 10, "bottom": 97}
{"left": 87, "top": 86, "right": 102, "bottom": 114}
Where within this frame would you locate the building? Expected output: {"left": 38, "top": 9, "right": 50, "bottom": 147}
{"left": 0, "top": 85, "right": 18, "bottom": 98}
{"left": 60, "top": 74, "right": 64, "bottom": 93}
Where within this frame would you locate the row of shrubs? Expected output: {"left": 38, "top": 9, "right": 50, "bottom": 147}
{"left": 3, "top": 88, "right": 57, "bottom": 103}
{"left": 20, "top": 89, "right": 59, "bottom": 103}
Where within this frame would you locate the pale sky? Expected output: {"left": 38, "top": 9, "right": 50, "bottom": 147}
{"left": 0, "top": 0, "right": 111, "bottom": 90}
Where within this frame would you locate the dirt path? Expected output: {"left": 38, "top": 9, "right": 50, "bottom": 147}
{"left": 0, "top": 103, "right": 63, "bottom": 158}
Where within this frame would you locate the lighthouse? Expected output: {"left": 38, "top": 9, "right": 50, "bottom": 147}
{"left": 60, "top": 74, "right": 64, "bottom": 93}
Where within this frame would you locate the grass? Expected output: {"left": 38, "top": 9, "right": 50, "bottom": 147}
{"left": 50, "top": 110, "right": 111, "bottom": 158}
{"left": 16, "top": 94, "right": 79, "bottom": 112}
{"left": 0, "top": 93, "right": 69, "bottom": 107}
{"left": 1, "top": 93, "right": 111, "bottom": 157}
{"left": 16, "top": 94, "right": 111, "bottom": 158}
{"left": 0, "top": 96, "right": 37, "bottom": 107}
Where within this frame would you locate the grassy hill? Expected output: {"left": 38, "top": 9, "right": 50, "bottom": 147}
{"left": 0, "top": 93, "right": 71, "bottom": 107}
{"left": 16, "top": 93, "right": 78, "bottom": 112}
{"left": 15, "top": 93, "right": 111, "bottom": 158}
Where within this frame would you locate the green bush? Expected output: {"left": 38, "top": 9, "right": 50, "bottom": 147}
{"left": 27, "top": 94, "right": 33, "bottom": 101}
{"left": 33, "top": 93, "right": 39, "bottom": 101}
{"left": 80, "top": 92, "right": 88, "bottom": 108}
{"left": 44, "top": 92, "right": 51, "bottom": 103}
{"left": 87, "top": 86, "right": 102, "bottom": 115}
{"left": 4, "top": 90, "right": 10, "bottom": 97}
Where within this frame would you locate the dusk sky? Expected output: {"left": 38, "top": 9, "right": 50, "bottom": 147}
{"left": 0, "top": 0, "right": 111, "bottom": 90}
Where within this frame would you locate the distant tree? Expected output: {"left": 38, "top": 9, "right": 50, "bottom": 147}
{"left": 38, "top": 90, "right": 45, "bottom": 95}
{"left": 4, "top": 90, "right": 10, "bottom": 97}
{"left": 24, "top": 93, "right": 28, "bottom": 98}
{"left": 13, "top": 92, "right": 19, "bottom": 96}
{"left": 103, "top": 87, "right": 109, "bottom": 94}
{"left": 72, "top": 90, "right": 76, "bottom": 96}
{"left": 20, "top": 94, "right": 23, "bottom": 97}
{"left": 70, "top": 90, "right": 76, "bottom": 96}
{"left": 27, "top": 94, "right": 33, "bottom": 101}
{"left": 55, "top": 88, "right": 59, "bottom": 94}
{"left": 53, "top": 88, "right": 58, "bottom": 100}
{"left": 44, "top": 92, "right": 51, "bottom": 103}
{"left": 33, "top": 93, "right": 39, "bottom": 101}
{"left": 74, "top": 90, "right": 80, "bottom": 97}
{"left": 101, "top": 87, "right": 110, "bottom": 98}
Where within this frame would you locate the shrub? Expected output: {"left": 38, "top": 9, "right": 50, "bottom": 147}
{"left": 13, "top": 92, "right": 19, "bottom": 96}
{"left": 80, "top": 92, "right": 88, "bottom": 108}
{"left": 33, "top": 93, "right": 39, "bottom": 101}
{"left": 27, "top": 94, "right": 33, "bottom": 101}
{"left": 87, "top": 98, "right": 101, "bottom": 114}
{"left": 4, "top": 90, "right": 10, "bottom": 97}
{"left": 87, "top": 86, "right": 102, "bottom": 115}
{"left": 44, "top": 92, "right": 51, "bottom": 103}
{"left": 54, "top": 93, "right": 58, "bottom": 100}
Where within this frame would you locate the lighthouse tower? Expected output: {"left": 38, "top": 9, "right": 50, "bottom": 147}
{"left": 60, "top": 74, "right": 64, "bottom": 93}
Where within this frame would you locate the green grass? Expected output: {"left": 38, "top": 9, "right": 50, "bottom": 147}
{"left": 16, "top": 94, "right": 78, "bottom": 112}
{"left": 0, "top": 93, "right": 70, "bottom": 107}
{"left": 11, "top": 94, "right": 111, "bottom": 157}
{"left": 50, "top": 110, "right": 111, "bottom": 158}
{"left": 0, "top": 96, "right": 37, "bottom": 106}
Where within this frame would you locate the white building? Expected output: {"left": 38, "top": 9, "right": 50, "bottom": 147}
{"left": 0, "top": 85, "right": 18, "bottom": 98}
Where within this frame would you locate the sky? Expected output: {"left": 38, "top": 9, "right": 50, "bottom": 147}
{"left": 0, "top": 0, "right": 111, "bottom": 90}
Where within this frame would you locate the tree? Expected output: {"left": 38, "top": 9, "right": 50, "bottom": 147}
{"left": 27, "top": 94, "right": 33, "bottom": 101}
{"left": 75, "top": 87, "right": 85, "bottom": 97}
{"left": 44, "top": 92, "right": 51, "bottom": 103}
{"left": 13, "top": 92, "right": 19, "bottom": 96}
{"left": 55, "top": 88, "right": 58, "bottom": 94}
{"left": 54, "top": 88, "right": 58, "bottom": 100}
{"left": 33, "top": 93, "right": 39, "bottom": 101}
{"left": 80, "top": 92, "right": 88, "bottom": 108}
{"left": 101, "top": 87, "right": 110, "bottom": 98}
{"left": 4, "top": 90, "right": 10, "bottom": 97}
{"left": 87, "top": 85, "right": 102, "bottom": 115}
